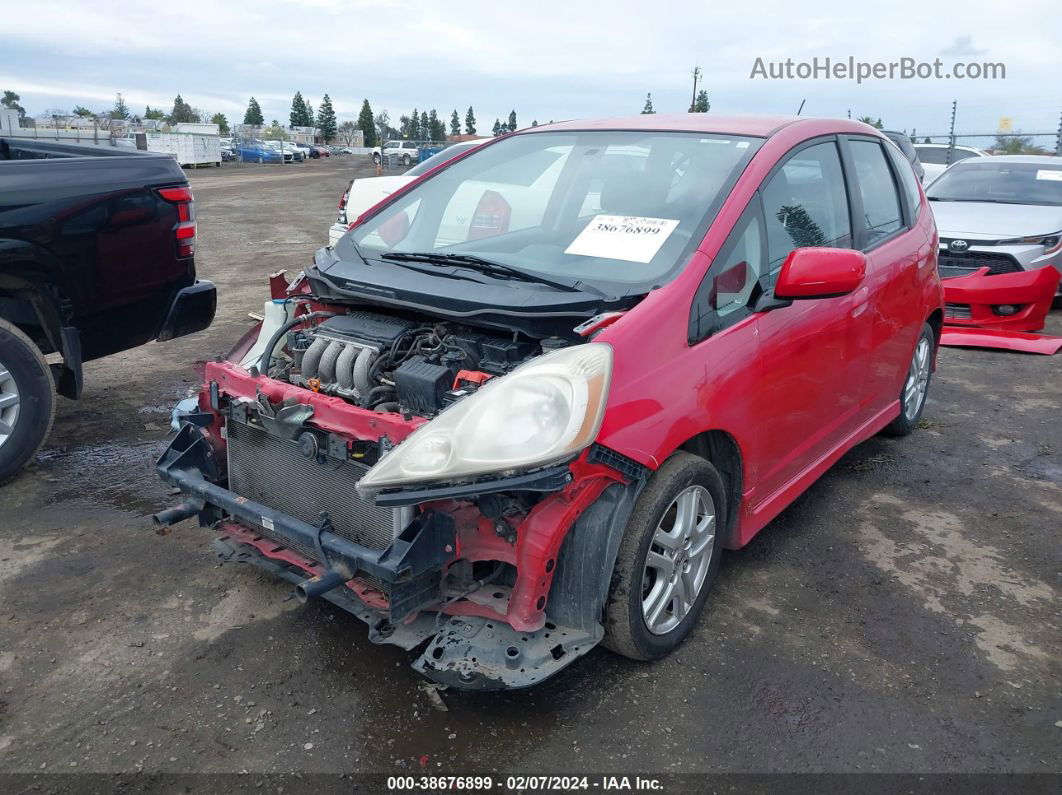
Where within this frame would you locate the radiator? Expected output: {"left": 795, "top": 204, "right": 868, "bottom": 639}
{"left": 226, "top": 416, "right": 400, "bottom": 557}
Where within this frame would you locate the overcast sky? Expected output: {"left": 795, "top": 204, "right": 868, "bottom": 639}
{"left": 2, "top": 0, "right": 1059, "bottom": 143}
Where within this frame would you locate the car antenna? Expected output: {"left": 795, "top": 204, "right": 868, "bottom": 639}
{"left": 796, "top": 99, "right": 806, "bottom": 115}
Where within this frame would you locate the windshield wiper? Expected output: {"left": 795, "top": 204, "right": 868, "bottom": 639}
{"left": 380, "top": 251, "right": 606, "bottom": 297}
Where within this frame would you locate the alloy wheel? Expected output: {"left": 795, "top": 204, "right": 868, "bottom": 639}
{"left": 904, "top": 336, "right": 931, "bottom": 421}
{"left": 641, "top": 485, "right": 716, "bottom": 635}
{"left": 0, "top": 359, "right": 21, "bottom": 450}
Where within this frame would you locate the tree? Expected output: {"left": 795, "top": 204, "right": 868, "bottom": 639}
{"left": 210, "top": 113, "right": 230, "bottom": 135}
{"left": 357, "top": 99, "right": 377, "bottom": 147}
{"left": 408, "top": 108, "right": 421, "bottom": 140}
{"left": 464, "top": 106, "right": 477, "bottom": 136}
{"left": 776, "top": 204, "right": 825, "bottom": 247}
{"left": 73, "top": 105, "right": 94, "bottom": 118}
{"left": 420, "top": 110, "right": 430, "bottom": 141}
{"left": 262, "top": 120, "right": 286, "bottom": 139}
{"left": 427, "top": 109, "right": 444, "bottom": 142}
{"left": 641, "top": 93, "right": 655, "bottom": 114}
{"left": 450, "top": 109, "right": 461, "bottom": 137}
{"left": 305, "top": 101, "right": 315, "bottom": 128}
{"left": 168, "top": 94, "right": 198, "bottom": 124}
{"left": 507, "top": 110, "right": 517, "bottom": 132}
{"left": 111, "top": 92, "right": 129, "bottom": 120}
{"left": 2, "top": 90, "right": 26, "bottom": 118}
{"left": 144, "top": 106, "right": 166, "bottom": 120}
{"left": 992, "top": 132, "right": 1048, "bottom": 155}
{"left": 317, "top": 94, "right": 337, "bottom": 142}
{"left": 692, "top": 89, "right": 709, "bottom": 113}
{"left": 290, "top": 92, "right": 310, "bottom": 127}
{"left": 374, "top": 109, "right": 393, "bottom": 143}
{"left": 857, "top": 115, "right": 884, "bottom": 129}
{"left": 243, "top": 96, "right": 264, "bottom": 126}
{"left": 398, "top": 114, "right": 411, "bottom": 138}
{"left": 338, "top": 120, "right": 357, "bottom": 146}
{"left": 492, "top": 118, "right": 503, "bottom": 137}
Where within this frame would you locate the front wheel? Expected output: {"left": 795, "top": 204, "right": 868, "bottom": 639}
{"left": 883, "top": 322, "right": 934, "bottom": 436}
{"left": 603, "top": 452, "right": 726, "bottom": 661}
{"left": 0, "top": 318, "right": 55, "bottom": 485}
{"left": 402, "top": 154, "right": 412, "bottom": 166}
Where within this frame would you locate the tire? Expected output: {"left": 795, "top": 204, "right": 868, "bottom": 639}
{"left": 602, "top": 451, "right": 726, "bottom": 661}
{"left": 883, "top": 322, "right": 934, "bottom": 437}
{"left": 402, "top": 154, "right": 412, "bottom": 166}
{"left": 0, "top": 318, "right": 55, "bottom": 485}
{"left": 372, "top": 154, "right": 381, "bottom": 164}
{"left": 257, "top": 156, "right": 263, "bottom": 164}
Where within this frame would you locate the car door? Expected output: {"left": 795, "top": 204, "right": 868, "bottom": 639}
{"left": 747, "top": 138, "right": 871, "bottom": 507}
{"left": 844, "top": 135, "right": 932, "bottom": 424}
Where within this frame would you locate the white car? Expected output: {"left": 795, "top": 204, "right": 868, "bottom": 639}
{"left": 372, "top": 140, "right": 421, "bottom": 166}
{"left": 330, "top": 140, "right": 486, "bottom": 245}
{"left": 913, "top": 143, "right": 989, "bottom": 184}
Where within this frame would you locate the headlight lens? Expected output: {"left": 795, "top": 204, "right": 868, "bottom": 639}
{"left": 356, "top": 343, "right": 612, "bottom": 494}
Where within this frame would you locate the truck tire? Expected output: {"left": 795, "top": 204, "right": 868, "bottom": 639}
{"left": 602, "top": 452, "right": 726, "bottom": 661}
{"left": 402, "top": 154, "right": 412, "bottom": 166}
{"left": 0, "top": 318, "right": 55, "bottom": 485}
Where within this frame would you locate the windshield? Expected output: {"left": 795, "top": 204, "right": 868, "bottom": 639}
{"left": 926, "top": 161, "right": 1062, "bottom": 205}
{"left": 335, "top": 130, "right": 762, "bottom": 290}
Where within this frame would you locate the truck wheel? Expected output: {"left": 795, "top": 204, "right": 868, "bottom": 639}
{"left": 882, "top": 322, "right": 934, "bottom": 437}
{"left": 373, "top": 153, "right": 381, "bottom": 164}
{"left": 602, "top": 451, "right": 726, "bottom": 661}
{"left": 402, "top": 154, "right": 412, "bottom": 166}
{"left": 0, "top": 318, "right": 55, "bottom": 485}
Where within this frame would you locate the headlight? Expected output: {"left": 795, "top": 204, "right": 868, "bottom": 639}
{"left": 356, "top": 343, "right": 612, "bottom": 495}
{"left": 998, "top": 232, "right": 1062, "bottom": 254}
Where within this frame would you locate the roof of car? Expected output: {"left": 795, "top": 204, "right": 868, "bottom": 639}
{"left": 914, "top": 142, "right": 984, "bottom": 150}
{"left": 527, "top": 114, "right": 875, "bottom": 138}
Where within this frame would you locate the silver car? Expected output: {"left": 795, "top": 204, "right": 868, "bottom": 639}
{"left": 926, "top": 155, "right": 1062, "bottom": 294}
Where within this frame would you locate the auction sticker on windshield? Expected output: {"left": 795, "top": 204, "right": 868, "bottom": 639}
{"left": 565, "top": 215, "right": 679, "bottom": 263}
{"left": 1036, "top": 169, "right": 1062, "bottom": 181}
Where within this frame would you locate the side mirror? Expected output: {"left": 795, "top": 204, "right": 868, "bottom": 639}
{"left": 774, "top": 247, "right": 866, "bottom": 300}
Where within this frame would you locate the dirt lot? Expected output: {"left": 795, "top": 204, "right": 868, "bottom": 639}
{"left": 0, "top": 157, "right": 1059, "bottom": 780}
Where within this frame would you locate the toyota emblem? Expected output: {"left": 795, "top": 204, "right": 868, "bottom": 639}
{"left": 949, "top": 239, "right": 970, "bottom": 252}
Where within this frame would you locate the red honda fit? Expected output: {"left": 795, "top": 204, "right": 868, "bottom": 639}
{"left": 157, "top": 115, "right": 943, "bottom": 689}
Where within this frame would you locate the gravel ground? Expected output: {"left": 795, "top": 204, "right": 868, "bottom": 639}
{"left": 0, "top": 157, "right": 1059, "bottom": 780}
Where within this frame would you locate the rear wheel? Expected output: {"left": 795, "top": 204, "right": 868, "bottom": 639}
{"left": 0, "top": 318, "right": 55, "bottom": 485}
{"left": 603, "top": 452, "right": 726, "bottom": 660}
{"left": 402, "top": 154, "right": 412, "bottom": 166}
{"left": 883, "top": 322, "right": 934, "bottom": 436}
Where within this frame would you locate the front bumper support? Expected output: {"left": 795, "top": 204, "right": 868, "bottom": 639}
{"left": 156, "top": 424, "right": 457, "bottom": 619}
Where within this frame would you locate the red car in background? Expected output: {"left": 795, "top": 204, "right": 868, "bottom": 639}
{"left": 156, "top": 115, "right": 942, "bottom": 689}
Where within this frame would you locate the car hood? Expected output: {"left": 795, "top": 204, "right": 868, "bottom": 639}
{"left": 929, "top": 201, "right": 1062, "bottom": 239}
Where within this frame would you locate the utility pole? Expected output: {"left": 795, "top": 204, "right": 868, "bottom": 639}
{"left": 689, "top": 67, "right": 701, "bottom": 113}
{"left": 946, "top": 100, "right": 957, "bottom": 166}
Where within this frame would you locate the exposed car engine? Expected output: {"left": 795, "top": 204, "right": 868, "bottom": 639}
{"left": 276, "top": 311, "right": 550, "bottom": 416}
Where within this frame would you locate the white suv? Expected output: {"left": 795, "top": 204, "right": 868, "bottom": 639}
{"left": 372, "top": 140, "right": 420, "bottom": 166}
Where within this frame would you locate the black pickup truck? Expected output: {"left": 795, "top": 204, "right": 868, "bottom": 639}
{"left": 0, "top": 137, "right": 216, "bottom": 483}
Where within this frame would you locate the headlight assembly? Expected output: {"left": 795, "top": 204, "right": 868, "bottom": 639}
{"left": 356, "top": 343, "right": 612, "bottom": 495}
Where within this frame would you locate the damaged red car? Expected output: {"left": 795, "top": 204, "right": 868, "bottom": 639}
{"left": 156, "top": 115, "right": 944, "bottom": 689}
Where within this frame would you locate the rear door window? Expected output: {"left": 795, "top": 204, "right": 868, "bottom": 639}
{"left": 848, "top": 139, "right": 904, "bottom": 246}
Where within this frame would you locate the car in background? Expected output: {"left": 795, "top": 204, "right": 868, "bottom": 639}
{"left": 237, "top": 142, "right": 282, "bottom": 163}
{"left": 220, "top": 142, "right": 236, "bottom": 161}
{"left": 264, "top": 140, "right": 301, "bottom": 163}
{"left": 313, "top": 145, "right": 330, "bottom": 158}
{"left": 926, "top": 155, "right": 1062, "bottom": 295}
{"left": 914, "top": 143, "right": 990, "bottom": 184}
{"left": 372, "top": 140, "right": 420, "bottom": 166}
{"left": 289, "top": 142, "right": 313, "bottom": 159}
{"left": 328, "top": 139, "right": 486, "bottom": 245}
{"left": 883, "top": 131, "right": 925, "bottom": 183}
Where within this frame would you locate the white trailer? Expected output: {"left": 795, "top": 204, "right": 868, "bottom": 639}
{"left": 144, "top": 129, "right": 222, "bottom": 168}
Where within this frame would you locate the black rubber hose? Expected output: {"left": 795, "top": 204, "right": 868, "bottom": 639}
{"left": 257, "top": 310, "right": 336, "bottom": 376}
